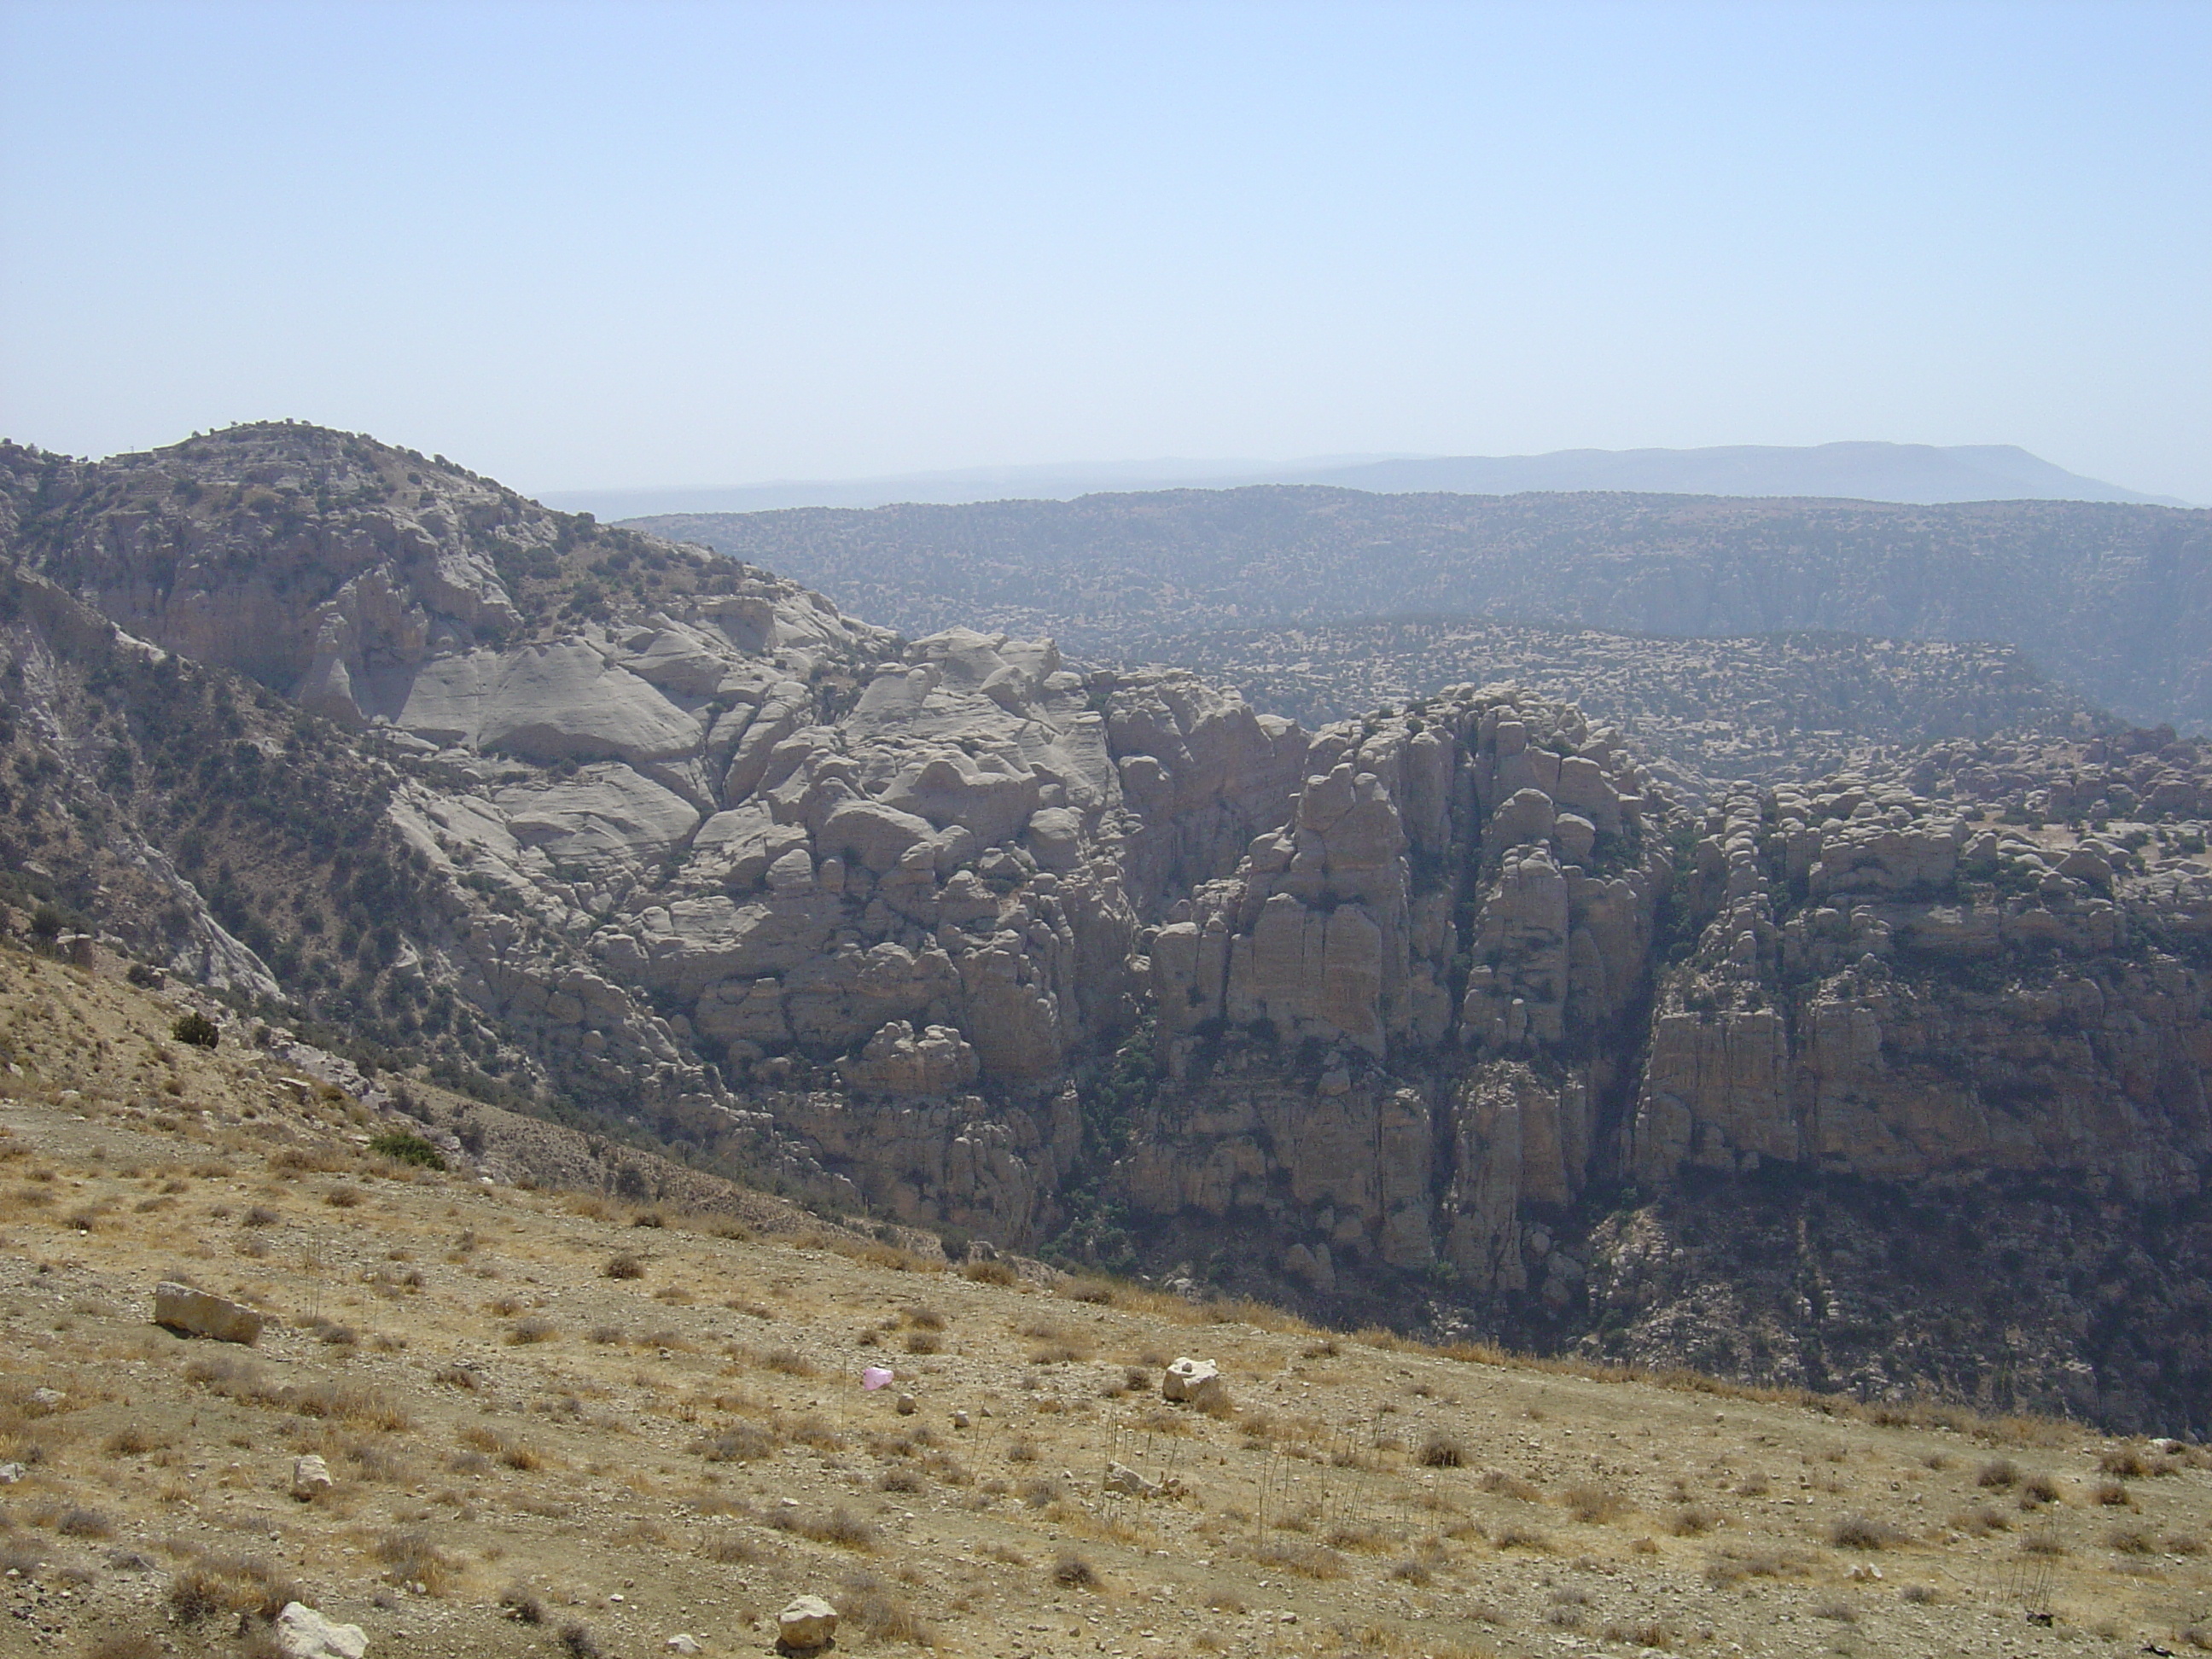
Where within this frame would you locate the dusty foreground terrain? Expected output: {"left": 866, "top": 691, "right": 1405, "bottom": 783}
{"left": 2, "top": 946, "right": 2209, "bottom": 1659}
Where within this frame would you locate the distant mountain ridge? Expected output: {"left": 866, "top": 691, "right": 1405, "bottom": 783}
{"left": 550, "top": 439, "right": 2183, "bottom": 517}
{"left": 632, "top": 487, "right": 2212, "bottom": 732}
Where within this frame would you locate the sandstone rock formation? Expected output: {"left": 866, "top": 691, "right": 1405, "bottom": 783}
{"left": 9, "top": 423, "right": 2212, "bottom": 1431}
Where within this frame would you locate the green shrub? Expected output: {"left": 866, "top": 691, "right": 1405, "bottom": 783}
{"left": 172, "top": 1012, "right": 219, "bottom": 1049}
{"left": 369, "top": 1130, "right": 445, "bottom": 1169}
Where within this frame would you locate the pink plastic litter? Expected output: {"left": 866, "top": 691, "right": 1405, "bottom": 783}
{"left": 861, "top": 1366, "right": 894, "bottom": 1390}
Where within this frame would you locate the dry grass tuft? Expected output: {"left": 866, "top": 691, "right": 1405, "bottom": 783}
{"left": 698, "top": 1532, "right": 765, "bottom": 1565}
{"left": 165, "top": 1551, "right": 302, "bottom": 1623}
{"left": 1492, "top": 1524, "right": 1551, "bottom": 1551}
{"left": 768, "top": 1505, "right": 876, "bottom": 1550}
{"left": 1479, "top": 1469, "right": 1542, "bottom": 1502}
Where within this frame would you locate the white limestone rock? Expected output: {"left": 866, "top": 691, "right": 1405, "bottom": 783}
{"left": 154, "top": 1281, "right": 265, "bottom": 1345}
{"left": 275, "top": 1603, "right": 369, "bottom": 1659}
{"left": 778, "top": 1595, "right": 839, "bottom": 1650}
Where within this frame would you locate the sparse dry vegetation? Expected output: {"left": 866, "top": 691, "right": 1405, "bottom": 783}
{"left": 0, "top": 943, "right": 2201, "bottom": 1658}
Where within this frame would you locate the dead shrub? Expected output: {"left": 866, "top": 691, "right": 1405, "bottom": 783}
{"left": 82, "top": 1637, "right": 165, "bottom": 1659}
{"left": 506, "top": 1317, "right": 557, "bottom": 1346}
{"left": 323, "top": 1185, "right": 365, "bottom": 1209}
{"left": 762, "top": 1347, "right": 817, "bottom": 1377}
{"left": 698, "top": 1533, "right": 764, "bottom": 1565}
{"left": 1704, "top": 1548, "right": 1798, "bottom": 1587}
{"left": 904, "top": 1330, "right": 943, "bottom": 1355}
{"left": 498, "top": 1586, "right": 546, "bottom": 1624}
{"left": 1418, "top": 1434, "right": 1464, "bottom": 1469}
{"left": 556, "top": 1624, "right": 602, "bottom": 1659}
{"left": 241, "top": 1205, "right": 280, "bottom": 1228}
{"left": 1828, "top": 1513, "right": 1901, "bottom": 1550}
{"left": 840, "top": 1569, "right": 934, "bottom": 1644}
{"left": 694, "top": 1423, "right": 777, "bottom": 1464}
{"left": 2108, "top": 1526, "right": 2156, "bottom": 1555}
{"left": 1563, "top": 1485, "right": 1626, "bottom": 1524}
{"left": 164, "top": 1552, "right": 300, "bottom": 1623}
{"left": 1670, "top": 1505, "right": 1718, "bottom": 1537}
{"left": 1051, "top": 1552, "right": 1100, "bottom": 1589}
{"left": 1976, "top": 1458, "right": 2019, "bottom": 1489}
{"left": 288, "top": 1381, "right": 410, "bottom": 1432}
{"left": 1492, "top": 1524, "right": 1551, "bottom": 1551}
{"left": 267, "top": 1147, "right": 344, "bottom": 1175}
{"left": 770, "top": 1505, "right": 876, "bottom": 1550}
{"left": 962, "top": 1258, "right": 1017, "bottom": 1286}
{"left": 603, "top": 1253, "right": 645, "bottom": 1281}
{"left": 2093, "top": 1479, "right": 2133, "bottom": 1507}
{"left": 372, "top": 1528, "right": 461, "bottom": 1595}
{"left": 103, "top": 1426, "right": 160, "bottom": 1457}
{"left": 2019, "top": 1472, "right": 2060, "bottom": 1505}
{"left": 56, "top": 1507, "right": 114, "bottom": 1539}
{"left": 1479, "top": 1469, "right": 1542, "bottom": 1502}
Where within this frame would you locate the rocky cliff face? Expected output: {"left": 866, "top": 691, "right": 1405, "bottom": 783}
{"left": 5, "top": 423, "right": 2209, "bottom": 1433}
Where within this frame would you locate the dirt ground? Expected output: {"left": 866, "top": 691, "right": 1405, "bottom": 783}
{"left": 2, "top": 942, "right": 2209, "bottom": 1659}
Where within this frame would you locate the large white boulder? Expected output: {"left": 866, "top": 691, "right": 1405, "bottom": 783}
{"left": 276, "top": 1603, "right": 368, "bottom": 1659}
{"left": 1162, "top": 1356, "right": 1225, "bottom": 1408}
{"left": 778, "top": 1594, "right": 839, "bottom": 1650}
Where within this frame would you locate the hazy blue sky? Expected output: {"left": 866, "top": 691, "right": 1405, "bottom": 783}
{"left": 3, "top": 0, "right": 2207, "bottom": 500}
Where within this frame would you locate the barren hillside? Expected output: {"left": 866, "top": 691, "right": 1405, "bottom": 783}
{"left": 3, "top": 943, "right": 2209, "bottom": 1659}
